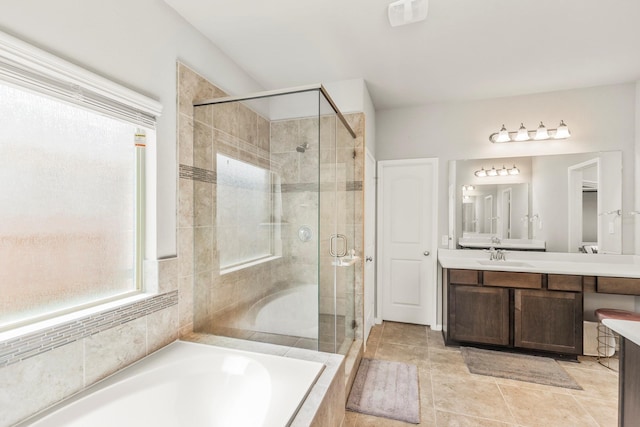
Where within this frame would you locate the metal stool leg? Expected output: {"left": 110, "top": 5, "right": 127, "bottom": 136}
{"left": 596, "top": 322, "right": 618, "bottom": 369}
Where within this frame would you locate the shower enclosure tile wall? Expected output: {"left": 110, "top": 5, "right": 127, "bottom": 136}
{"left": 177, "top": 62, "right": 364, "bottom": 354}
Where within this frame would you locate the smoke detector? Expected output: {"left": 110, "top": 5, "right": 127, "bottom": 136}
{"left": 388, "top": 0, "right": 429, "bottom": 27}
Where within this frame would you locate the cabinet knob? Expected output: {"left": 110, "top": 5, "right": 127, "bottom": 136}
{"left": 423, "top": 251, "right": 430, "bottom": 256}
{"left": 365, "top": 256, "right": 373, "bottom": 262}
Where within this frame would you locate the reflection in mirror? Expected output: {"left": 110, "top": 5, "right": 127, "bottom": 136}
{"left": 452, "top": 151, "right": 623, "bottom": 253}
{"left": 484, "top": 195, "right": 494, "bottom": 234}
{"left": 568, "top": 158, "right": 599, "bottom": 253}
{"left": 461, "top": 183, "right": 529, "bottom": 239}
{"left": 501, "top": 188, "right": 511, "bottom": 238}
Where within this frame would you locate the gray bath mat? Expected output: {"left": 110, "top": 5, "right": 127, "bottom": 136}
{"left": 461, "top": 347, "right": 582, "bottom": 390}
{"left": 346, "top": 358, "right": 420, "bottom": 424}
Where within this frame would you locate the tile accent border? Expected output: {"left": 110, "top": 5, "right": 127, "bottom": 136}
{"left": 178, "top": 165, "right": 363, "bottom": 194}
{"left": 0, "top": 291, "right": 178, "bottom": 368}
{"left": 179, "top": 164, "right": 216, "bottom": 184}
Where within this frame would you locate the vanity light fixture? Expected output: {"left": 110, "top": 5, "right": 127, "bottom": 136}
{"left": 495, "top": 125, "right": 511, "bottom": 143}
{"left": 489, "top": 120, "right": 571, "bottom": 143}
{"left": 534, "top": 121, "right": 549, "bottom": 140}
{"left": 515, "top": 123, "right": 530, "bottom": 141}
{"left": 474, "top": 164, "right": 520, "bottom": 178}
{"left": 554, "top": 120, "right": 571, "bottom": 139}
{"left": 388, "top": 0, "right": 428, "bottom": 27}
{"left": 474, "top": 168, "right": 487, "bottom": 177}
{"left": 462, "top": 185, "right": 475, "bottom": 191}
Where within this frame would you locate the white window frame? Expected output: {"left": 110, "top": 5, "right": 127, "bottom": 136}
{"left": 0, "top": 30, "right": 162, "bottom": 330}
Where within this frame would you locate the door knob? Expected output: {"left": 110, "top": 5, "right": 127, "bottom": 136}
{"left": 423, "top": 251, "right": 430, "bottom": 256}
{"left": 365, "top": 256, "right": 373, "bottom": 262}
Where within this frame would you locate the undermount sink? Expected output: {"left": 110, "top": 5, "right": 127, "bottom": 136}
{"left": 476, "top": 260, "right": 534, "bottom": 268}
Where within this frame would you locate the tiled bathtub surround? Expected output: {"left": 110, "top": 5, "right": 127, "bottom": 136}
{"left": 0, "top": 291, "right": 177, "bottom": 368}
{"left": 0, "top": 257, "right": 181, "bottom": 426}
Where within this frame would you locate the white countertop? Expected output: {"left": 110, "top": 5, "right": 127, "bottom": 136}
{"left": 603, "top": 319, "right": 640, "bottom": 347}
{"left": 438, "top": 249, "right": 640, "bottom": 278}
{"left": 458, "top": 238, "right": 546, "bottom": 251}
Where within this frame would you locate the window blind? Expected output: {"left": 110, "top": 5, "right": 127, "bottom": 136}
{"left": 0, "top": 31, "right": 161, "bottom": 128}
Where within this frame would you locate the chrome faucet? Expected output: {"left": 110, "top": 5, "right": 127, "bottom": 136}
{"left": 488, "top": 248, "right": 506, "bottom": 261}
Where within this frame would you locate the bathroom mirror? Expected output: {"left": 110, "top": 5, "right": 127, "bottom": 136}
{"left": 461, "top": 183, "right": 529, "bottom": 238}
{"left": 451, "top": 151, "right": 623, "bottom": 253}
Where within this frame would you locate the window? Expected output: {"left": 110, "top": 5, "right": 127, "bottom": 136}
{"left": 0, "top": 82, "right": 144, "bottom": 327}
{"left": 0, "top": 31, "right": 161, "bottom": 329}
{"left": 216, "top": 154, "right": 280, "bottom": 270}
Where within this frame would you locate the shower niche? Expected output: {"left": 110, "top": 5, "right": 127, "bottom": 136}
{"left": 185, "top": 79, "right": 362, "bottom": 355}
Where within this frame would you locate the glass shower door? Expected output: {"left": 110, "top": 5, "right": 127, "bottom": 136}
{"left": 318, "top": 93, "right": 356, "bottom": 354}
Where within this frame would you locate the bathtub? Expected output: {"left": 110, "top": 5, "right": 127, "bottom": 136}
{"left": 18, "top": 341, "right": 324, "bottom": 427}
{"left": 250, "top": 284, "right": 318, "bottom": 339}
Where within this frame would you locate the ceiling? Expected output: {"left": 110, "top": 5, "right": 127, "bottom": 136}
{"left": 164, "top": 0, "right": 640, "bottom": 110}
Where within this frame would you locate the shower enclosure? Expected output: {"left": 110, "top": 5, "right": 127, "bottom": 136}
{"left": 191, "top": 85, "right": 358, "bottom": 354}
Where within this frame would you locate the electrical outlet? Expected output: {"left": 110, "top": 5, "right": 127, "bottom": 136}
{"left": 441, "top": 235, "right": 449, "bottom": 246}
{"left": 609, "top": 222, "right": 615, "bottom": 234}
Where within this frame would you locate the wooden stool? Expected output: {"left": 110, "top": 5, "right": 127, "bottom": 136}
{"left": 594, "top": 308, "right": 640, "bottom": 369}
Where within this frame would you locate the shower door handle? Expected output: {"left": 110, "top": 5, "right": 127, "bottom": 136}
{"left": 330, "top": 234, "right": 348, "bottom": 257}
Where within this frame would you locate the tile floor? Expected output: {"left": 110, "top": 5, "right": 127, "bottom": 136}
{"left": 343, "top": 321, "right": 619, "bottom": 427}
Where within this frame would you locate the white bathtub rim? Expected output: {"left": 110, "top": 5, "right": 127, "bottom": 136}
{"left": 15, "top": 340, "right": 325, "bottom": 427}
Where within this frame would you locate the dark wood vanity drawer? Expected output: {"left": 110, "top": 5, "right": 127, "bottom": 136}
{"left": 548, "top": 274, "right": 583, "bottom": 292}
{"left": 483, "top": 271, "right": 542, "bottom": 289}
{"left": 449, "top": 269, "right": 481, "bottom": 286}
{"left": 583, "top": 276, "right": 597, "bottom": 293}
{"left": 597, "top": 276, "right": 640, "bottom": 296}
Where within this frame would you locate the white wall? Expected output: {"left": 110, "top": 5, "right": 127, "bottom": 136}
{"left": 376, "top": 83, "right": 637, "bottom": 252}
{"left": 325, "top": 79, "right": 376, "bottom": 156}
{"left": 0, "top": 0, "right": 265, "bottom": 258}
{"left": 247, "top": 78, "right": 376, "bottom": 156}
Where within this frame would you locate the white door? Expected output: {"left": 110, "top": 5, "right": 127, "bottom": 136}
{"left": 484, "top": 195, "right": 493, "bottom": 234}
{"left": 377, "top": 158, "right": 438, "bottom": 326}
{"left": 501, "top": 188, "right": 512, "bottom": 238}
{"left": 364, "top": 149, "right": 376, "bottom": 343}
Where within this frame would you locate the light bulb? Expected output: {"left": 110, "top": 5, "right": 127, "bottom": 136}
{"left": 495, "top": 124, "right": 511, "bottom": 143}
{"left": 535, "top": 121, "right": 549, "bottom": 140}
{"left": 515, "top": 123, "right": 530, "bottom": 141}
{"left": 474, "top": 168, "right": 487, "bottom": 177}
{"left": 487, "top": 167, "right": 498, "bottom": 177}
{"left": 498, "top": 166, "right": 509, "bottom": 176}
{"left": 508, "top": 165, "right": 520, "bottom": 175}
{"left": 554, "top": 120, "right": 571, "bottom": 139}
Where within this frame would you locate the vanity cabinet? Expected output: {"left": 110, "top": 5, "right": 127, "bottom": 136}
{"left": 596, "top": 276, "right": 640, "bottom": 295}
{"left": 618, "top": 338, "right": 640, "bottom": 427}
{"left": 449, "top": 285, "right": 510, "bottom": 346}
{"left": 484, "top": 271, "right": 542, "bottom": 289}
{"left": 446, "top": 269, "right": 584, "bottom": 356}
{"left": 514, "top": 289, "right": 583, "bottom": 355}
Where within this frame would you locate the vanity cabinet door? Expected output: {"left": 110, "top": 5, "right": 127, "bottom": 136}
{"left": 514, "top": 289, "right": 583, "bottom": 355}
{"left": 620, "top": 338, "right": 640, "bottom": 427}
{"left": 449, "top": 285, "right": 510, "bottom": 346}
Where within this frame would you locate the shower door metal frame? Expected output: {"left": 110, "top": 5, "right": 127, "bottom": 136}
{"left": 193, "top": 83, "right": 357, "bottom": 138}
